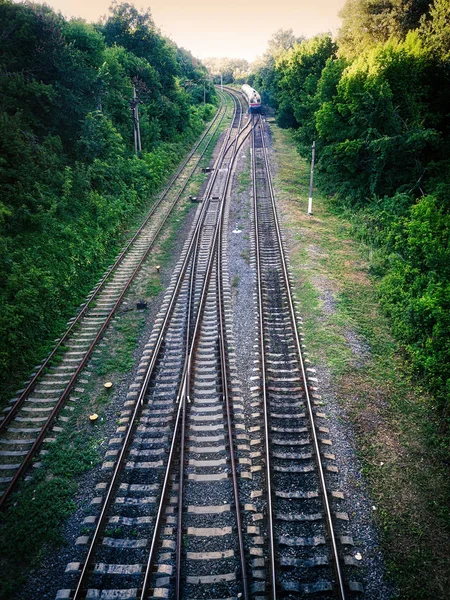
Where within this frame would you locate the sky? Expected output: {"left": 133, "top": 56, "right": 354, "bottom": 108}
{"left": 36, "top": 0, "right": 348, "bottom": 62}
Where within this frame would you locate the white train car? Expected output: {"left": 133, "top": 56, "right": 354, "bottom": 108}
{"left": 241, "top": 84, "right": 261, "bottom": 113}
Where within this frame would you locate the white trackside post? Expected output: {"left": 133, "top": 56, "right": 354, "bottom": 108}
{"left": 308, "top": 140, "right": 315, "bottom": 215}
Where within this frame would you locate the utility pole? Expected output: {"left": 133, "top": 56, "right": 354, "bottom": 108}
{"left": 220, "top": 74, "right": 223, "bottom": 91}
{"left": 203, "top": 79, "right": 206, "bottom": 106}
{"left": 131, "top": 85, "right": 142, "bottom": 154}
{"left": 308, "top": 140, "right": 316, "bottom": 215}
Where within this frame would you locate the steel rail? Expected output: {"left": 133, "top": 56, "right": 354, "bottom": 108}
{"left": 258, "top": 117, "right": 346, "bottom": 599}
{"left": 71, "top": 90, "right": 240, "bottom": 600}
{"left": 141, "top": 136, "right": 239, "bottom": 600}
{"left": 143, "top": 89, "right": 246, "bottom": 591}
{"left": 217, "top": 151, "right": 250, "bottom": 600}
{"left": 175, "top": 189, "right": 200, "bottom": 600}
{"left": 0, "top": 97, "right": 226, "bottom": 437}
{"left": 251, "top": 114, "right": 278, "bottom": 600}
{"left": 142, "top": 103, "right": 254, "bottom": 600}
{"left": 72, "top": 160, "right": 223, "bottom": 600}
{"left": 171, "top": 98, "right": 241, "bottom": 596}
{"left": 177, "top": 92, "right": 249, "bottom": 404}
{"left": 0, "top": 100, "right": 231, "bottom": 510}
{"left": 182, "top": 90, "right": 248, "bottom": 392}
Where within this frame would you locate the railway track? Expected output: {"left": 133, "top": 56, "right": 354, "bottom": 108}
{"left": 3, "top": 84, "right": 368, "bottom": 598}
{"left": 0, "top": 95, "right": 231, "bottom": 508}
{"left": 249, "top": 115, "right": 363, "bottom": 597}
{"left": 56, "top": 88, "right": 253, "bottom": 600}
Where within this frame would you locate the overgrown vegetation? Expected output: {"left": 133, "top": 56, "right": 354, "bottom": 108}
{"left": 0, "top": 0, "right": 217, "bottom": 401}
{"left": 0, "top": 413, "right": 102, "bottom": 598}
{"left": 251, "top": 0, "right": 450, "bottom": 431}
{"left": 94, "top": 313, "right": 145, "bottom": 376}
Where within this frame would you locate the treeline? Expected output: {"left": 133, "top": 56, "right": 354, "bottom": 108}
{"left": 202, "top": 57, "right": 251, "bottom": 83}
{"left": 251, "top": 1, "right": 450, "bottom": 423}
{"left": 0, "top": 1, "right": 217, "bottom": 397}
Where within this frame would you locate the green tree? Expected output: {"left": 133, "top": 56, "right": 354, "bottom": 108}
{"left": 315, "top": 35, "right": 439, "bottom": 202}
{"left": 419, "top": 0, "right": 450, "bottom": 59}
{"left": 0, "top": 0, "right": 216, "bottom": 398}
{"left": 338, "top": 0, "right": 432, "bottom": 57}
{"left": 251, "top": 29, "right": 303, "bottom": 107}
{"left": 101, "top": 2, "right": 179, "bottom": 89}
{"left": 255, "top": 0, "right": 450, "bottom": 420}
{"left": 275, "top": 35, "right": 336, "bottom": 135}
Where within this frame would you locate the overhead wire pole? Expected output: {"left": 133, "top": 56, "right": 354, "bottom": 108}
{"left": 308, "top": 140, "right": 315, "bottom": 214}
{"left": 131, "top": 85, "right": 142, "bottom": 153}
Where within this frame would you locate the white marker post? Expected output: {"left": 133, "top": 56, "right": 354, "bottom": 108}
{"left": 308, "top": 140, "right": 316, "bottom": 215}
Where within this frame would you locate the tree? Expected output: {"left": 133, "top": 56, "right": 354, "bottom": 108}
{"left": 337, "top": 0, "right": 432, "bottom": 56}
{"left": 251, "top": 29, "right": 303, "bottom": 106}
{"left": 420, "top": 0, "right": 450, "bottom": 59}
{"left": 101, "top": 2, "right": 179, "bottom": 89}
{"left": 275, "top": 35, "right": 337, "bottom": 133}
{"left": 202, "top": 57, "right": 250, "bottom": 83}
{"left": 315, "top": 35, "right": 439, "bottom": 202}
{"left": 0, "top": 0, "right": 217, "bottom": 399}
{"left": 267, "top": 29, "right": 299, "bottom": 60}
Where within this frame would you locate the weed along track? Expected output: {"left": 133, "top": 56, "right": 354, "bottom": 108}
{"left": 0, "top": 97, "right": 229, "bottom": 509}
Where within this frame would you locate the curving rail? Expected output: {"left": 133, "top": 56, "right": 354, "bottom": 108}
{"left": 64, "top": 87, "right": 252, "bottom": 600}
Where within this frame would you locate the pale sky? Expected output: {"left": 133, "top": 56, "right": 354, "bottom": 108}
{"left": 36, "top": 0, "right": 347, "bottom": 62}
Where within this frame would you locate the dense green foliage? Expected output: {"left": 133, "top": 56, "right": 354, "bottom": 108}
{"left": 337, "top": 0, "right": 433, "bottom": 56}
{"left": 250, "top": 29, "right": 303, "bottom": 106}
{"left": 252, "top": 0, "right": 450, "bottom": 423}
{"left": 0, "top": 0, "right": 217, "bottom": 398}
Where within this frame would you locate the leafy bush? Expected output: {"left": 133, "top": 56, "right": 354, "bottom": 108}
{"left": 376, "top": 191, "right": 450, "bottom": 415}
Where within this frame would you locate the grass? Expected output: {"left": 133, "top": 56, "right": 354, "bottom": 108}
{"left": 146, "top": 275, "right": 164, "bottom": 298}
{"left": 237, "top": 162, "right": 251, "bottom": 193}
{"left": 270, "top": 123, "right": 450, "bottom": 599}
{"left": 240, "top": 248, "right": 250, "bottom": 264}
{"left": 94, "top": 313, "right": 146, "bottom": 377}
{"left": 0, "top": 282, "right": 147, "bottom": 598}
{"left": 0, "top": 394, "right": 102, "bottom": 599}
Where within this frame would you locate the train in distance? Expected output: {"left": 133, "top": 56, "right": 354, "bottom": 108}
{"left": 241, "top": 84, "right": 261, "bottom": 113}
